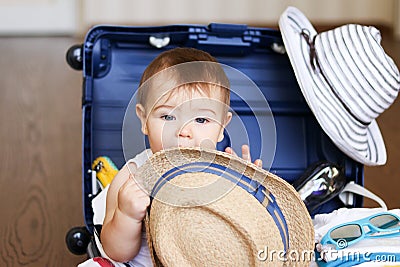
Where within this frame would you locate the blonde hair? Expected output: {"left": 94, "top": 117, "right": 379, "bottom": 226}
{"left": 137, "top": 48, "right": 230, "bottom": 108}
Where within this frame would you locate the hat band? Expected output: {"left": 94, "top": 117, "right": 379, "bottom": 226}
{"left": 301, "top": 30, "right": 370, "bottom": 126}
{"left": 151, "top": 161, "right": 289, "bottom": 252}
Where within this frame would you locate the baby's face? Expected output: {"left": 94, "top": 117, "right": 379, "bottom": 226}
{"left": 137, "top": 88, "right": 231, "bottom": 154}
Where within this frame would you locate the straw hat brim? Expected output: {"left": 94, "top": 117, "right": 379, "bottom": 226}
{"left": 135, "top": 147, "right": 314, "bottom": 266}
{"left": 279, "top": 6, "right": 386, "bottom": 166}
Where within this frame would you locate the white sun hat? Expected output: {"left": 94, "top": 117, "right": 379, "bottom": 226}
{"left": 279, "top": 6, "right": 400, "bottom": 166}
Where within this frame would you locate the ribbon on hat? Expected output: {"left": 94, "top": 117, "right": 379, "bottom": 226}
{"left": 151, "top": 161, "right": 290, "bottom": 253}
{"left": 300, "top": 29, "right": 317, "bottom": 72}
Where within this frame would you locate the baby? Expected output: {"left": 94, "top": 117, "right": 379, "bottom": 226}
{"left": 101, "top": 47, "right": 262, "bottom": 265}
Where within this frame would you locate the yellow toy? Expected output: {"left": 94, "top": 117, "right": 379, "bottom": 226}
{"left": 92, "top": 156, "right": 118, "bottom": 188}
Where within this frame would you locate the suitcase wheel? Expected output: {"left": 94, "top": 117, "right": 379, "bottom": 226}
{"left": 65, "top": 226, "right": 91, "bottom": 255}
{"left": 66, "top": 44, "right": 83, "bottom": 70}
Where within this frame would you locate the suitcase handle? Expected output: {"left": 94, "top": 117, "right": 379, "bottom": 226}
{"left": 185, "top": 23, "right": 284, "bottom": 54}
{"left": 209, "top": 23, "right": 247, "bottom": 35}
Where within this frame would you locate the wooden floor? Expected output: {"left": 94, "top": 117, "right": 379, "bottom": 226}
{"left": 0, "top": 30, "right": 399, "bottom": 266}
{"left": 0, "top": 37, "right": 86, "bottom": 266}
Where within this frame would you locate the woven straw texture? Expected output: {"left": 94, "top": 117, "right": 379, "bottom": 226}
{"left": 135, "top": 147, "right": 314, "bottom": 266}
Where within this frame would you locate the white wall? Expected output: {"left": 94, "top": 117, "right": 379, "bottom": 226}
{"left": 0, "top": 0, "right": 77, "bottom": 35}
{"left": 0, "top": 0, "right": 395, "bottom": 36}
{"left": 81, "top": 0, "right": 395, "bottom": 31}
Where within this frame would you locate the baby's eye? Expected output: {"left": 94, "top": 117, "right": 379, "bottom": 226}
{"left": 195, "top": 117, "right": 209, "bottom": 124}
{"left": 161, "top": 115, "right": 175, "bottom": 121}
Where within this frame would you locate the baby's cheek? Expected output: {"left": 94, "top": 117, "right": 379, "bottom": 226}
{"left": 159, "top": 131, "right": 178, "bottom": 148}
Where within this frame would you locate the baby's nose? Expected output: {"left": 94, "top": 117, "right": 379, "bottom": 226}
{"left": 178, "top": 123, "right": 192, "bottom": 138}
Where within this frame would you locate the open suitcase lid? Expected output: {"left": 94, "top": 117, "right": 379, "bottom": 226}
{"left": 78, "top": 23, "right": 363, "bottom": 229}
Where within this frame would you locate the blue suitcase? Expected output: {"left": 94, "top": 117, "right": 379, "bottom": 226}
{"left": 65, "top": 23, "right": 363, "bottom": 256}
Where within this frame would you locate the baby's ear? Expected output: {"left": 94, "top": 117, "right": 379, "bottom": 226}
{"left": 224, "top": 111, "right": 232, "bottom": 127}
{"left": 218, "top": 112, "right": 232, "bottom": 142}
{"left": 136, "top": 104, "right": 148, "bottom": 135}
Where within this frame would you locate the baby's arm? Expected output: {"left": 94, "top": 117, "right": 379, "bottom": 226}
{"left": 101, "top": 162, "right": 150, "bottom": 262}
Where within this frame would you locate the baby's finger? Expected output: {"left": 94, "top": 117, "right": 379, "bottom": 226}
{"left": 124, "top": 174, "right": 139, "bottom": 186}
{"left": 141, "top": 195, "right": 151, "bottom": 208}
{"left": 241, "top": 145, "right": 251, "bottom": 162}
{"left": 124, "top": 175, "right": 148, "bottom": 194}
{"left": 225, "top": 147, "right": 237, "bottom": 156}
{"left": 135, "top": 193, "right": 150, "bottom": 205}
{"left": 254, "top": 159, "right": 263, "bottom": 168}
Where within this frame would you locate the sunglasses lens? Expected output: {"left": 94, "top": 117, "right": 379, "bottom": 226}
{"left": 370, "top": 214, "right": 400, "bottom": 230}
{"left": 330, "top": 224, "right": 362, "bottom": 242}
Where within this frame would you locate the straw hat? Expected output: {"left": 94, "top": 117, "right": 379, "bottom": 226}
{"left": 279, "top": 6, "right": 400, "bottom": 166}
{"left": 134, "top": 147, "right": 314, "bottom": 266}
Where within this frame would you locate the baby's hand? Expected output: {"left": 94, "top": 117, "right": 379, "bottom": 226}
{"left": 225, "top": 145, "right": 262, "bottom": 168}
{"left": 117, "top": 175, "right": 150, "bottom": 223}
